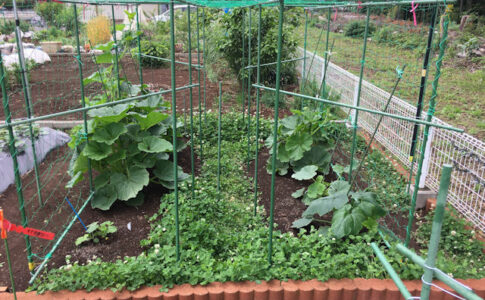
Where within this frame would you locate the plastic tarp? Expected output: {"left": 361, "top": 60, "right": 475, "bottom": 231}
{"left": 0, "top": 127, "right": 70, "bottom": 193}
{"left": 2, "top": 48, "right": 51, "bottom": 70}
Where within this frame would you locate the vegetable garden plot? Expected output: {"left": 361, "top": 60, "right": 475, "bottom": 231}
{"left": 0, "top": 1, "right": 483, "bottom": 299}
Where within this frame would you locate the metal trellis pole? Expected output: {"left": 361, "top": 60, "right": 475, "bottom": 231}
{"left": 253, "top": 5, "right": 262, "bottom": 216}
{"left": 268, "top": 0, "right": 285, "bottom": 265}
{"left": 217, "top": 82, "right": 222, "bottom": 201}
{"left": 246, "top": 7, "right": 252, "bottom": 172}
{"left": 169, "top": 1, "right": 180, "bottom": 261}
{"left": 187, "top": 5, "right": 195, "bottom": 198}
{"left": 111, "top": 5, "right": 121, "bottom": 98}
{"left": 136, "top": 4, "right": 143, "bottom": 86}
{"left": 196, "top": 7, "right": 203, "bottom": 163}
{"left": 348, "top": 7, "right": 371, "bottom": 187}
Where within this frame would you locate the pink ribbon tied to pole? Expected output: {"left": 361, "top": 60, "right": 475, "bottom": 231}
{"left": 333, "top": 7, "right": 337, "bottom": 22}
{"left": 358, "top": 1, "right": 363, "bottom": 9}
{"left": 410, "top": 1, "right": 419, "bottom": 26}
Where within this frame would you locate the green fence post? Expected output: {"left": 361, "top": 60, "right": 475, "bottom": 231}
{"left": 253, "top": 5, "right": 262, "bottom": 216}
{"left": 111, "top": 5, "right": 121, "bottom": 98}
{"left": 73, "top": 4, "right": 94, "bottom": 192}
{"left": 406, "top": 7, "right": 450, "bottom": 246}
{"left": 300, "top": 8, "right": 308, "bottom": 110}
{"left": 202, "top": 8, "right": 207, "bottom": 129}
{"left": 136, "top": 4, "right": 143, "bottom": 86}
{"left": 246, "top": 7, "right": 252, "bottom": 172}
{"left": 268, "top": 0, "right": 285, "bottom": 265}
{"left": 3, "top": 238, "right": 17, "bottom": 300}
{"left": 187, "top": 5, "right": 195, "bottom": 198}
{"left": 348, "top": 8, "right": 370, "bottom": 187}
{"left": 420, "top": 164, "right": 451, "bottom": 300}
{"left": 196, "top": 7, "right": 203, "bottom": 163}
{"left": 169, "top": 1, "right": 180, "bottom": 261}
{"left": 217, "top": 82, "right": 222, "bottom": 201}
{"left": 12, "top": 0, "right": 43, "bottom": 207}
{"left": 242, "top": 8, "right": 246, "bottom": 123}
{"left": 0, "top": 53, "right": 33, "bottom": 272}
{"left": 319, "top": 7, "right": 331, "bottom": 111}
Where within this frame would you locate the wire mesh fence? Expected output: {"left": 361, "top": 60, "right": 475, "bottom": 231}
{"left": 298, "top": 47, "right": 485, "bottom": 233}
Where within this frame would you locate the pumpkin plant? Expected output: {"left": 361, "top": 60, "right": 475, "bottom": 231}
{"left": 292, "top": 180, "right": 386, "bottom": 238}
{"left": 66, "top": 13, "right": 188, "bottom": 210}
{"left": 265, "top": 107, "right": 339, "bottom": 179}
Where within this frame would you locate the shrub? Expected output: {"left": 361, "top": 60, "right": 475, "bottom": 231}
{"left": 344, "top": 20, "right": 375, "bottom": 38}
{"left": 87, "top": 16, "right": 111, "bottom": 46}
{"left": 219, "top": 7, "right": 301, "bottom": 85}
{"left": 374, "top": 26, "right": 394, "bottom": 44}
{"left": 34, "top": 2, "right": 64, "bottom": 26}
{"left": 138, "top": 39, "right": 169, "bottom": 68}
{"left": 0, "top": 19, "right": 30, "bottom": 34}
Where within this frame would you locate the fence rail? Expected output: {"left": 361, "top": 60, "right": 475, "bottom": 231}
{"left": 298, "top": 48, "right": 485, "bottom": 233}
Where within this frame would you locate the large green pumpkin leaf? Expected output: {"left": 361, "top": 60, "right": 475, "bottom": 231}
{"left": 110, "top": 167, "right": 149, "bottom": 201}
{"left": 303, "top": 191, "right": 349, "bottom": 217}
{"left": 135, "top": 94, "right": 165, "bottom": 110}
{"left": 91, "top": 185, "right": 117, "bottom": 210}
{"left": 277, "top": 142, "right": 291, "bottom": 163}
{"left": 291, "top": 144, "right": 332, "bottom": 174}
{"left": 91, "top": 123, "right": 127, "bottom": 145}
{"left": 331, "top": 204, "right": 367, "bottom": 238}
{"left": 285, "top": 131, "right": 312, "bottom": 161}
{"left": 291, "top": 188, "right": 305, "bottom": 199}
{"left": 306, "top": 176, "right": 327, "bottom": 199}
{"left": 266, "top": 156, "right": 289, "bottom": 176}
{"left": 292, "top": 217, "right": 312, "bottom": 228}
{"left": 94, "top": 171, "right": 111, "bottom": 189}
{"left": 328, "top": 180, "right": 350, "bottom": 195}
{"left": 292, "top": 165, "right": 318, "bottom": 181}
{"left": 153, "top": 160, "right": 189, "bottom": 183}
{"left": 88, "top": 104, "right": 130, "bottom": 123}
{"left": 82, "top": 141, "right": 113, "bottom": 161}
{"left": 138, "top": 136, "right": 172, "bottom": 153}
{"left": 133, "top": 111, "right": 169, "bottom": 130}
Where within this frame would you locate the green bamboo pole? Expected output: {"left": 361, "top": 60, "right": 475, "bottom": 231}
{"left": 245, "top": 57, "right": 305, "bottom": 69}
{"left": 202, "top": 8, "right": 207, "bottom": 128}
{"left": 268, "top": 0, "right": 285, "bottom": 265}
{"left": 420, "top": 164, "right": 452, "bottom": 300}
{"left": 253, "top": 5, "right": 262, "bottom": 216}
{"left": 0, "top": 50, "right": 33, "bottom": 273}
{"left": 187, "top": 5, "right": 195, "bottom": 198}
{"left": 111, "top": 5, "right": 121, "bottom": 98}
{"left": 300, "top": 8, "right": 308, "bottom": 110}
{"left": 370, "top": 243, "right": 412, "bottom": 300}
{"left": 136, "top": 4, "right": 143, "bottom": 85}
{"left": 347, "top": 8, "right": 371, "bottom": 188}
{"left": 4, "top": 238, "right": 17, "bottom": 300}
{"left": 169, "top": 1, "right": 180, "bottom": 261}
{"left": 246, "top": 7, "right": 252, "bottom": 172}
{"left": 405, "top": 8, "right": 450, "bottom": 247}
{"left": 217, "top": 82, "right": 222, "bottom": 201}
{"left": 196, "top": 7, "right": 203, "bottom": 163}
{"left": 241, "top": 8, "right": 246, "bottom": 123}
{"left": 406, "top": 5, "right": 438, "bottom": 193}
{"left": 350, "top": 65, "right": 406, "bottom": 189}
{"left": 73, "top": 4, "right": 94, "bottom": 192}
{"left": 12, "top": 0, "right": 43, "bottom": 207}
{"left": 252, "top": 85, "right": 462, "bottom": 133}
{"left": 396, "top": 244, "right": 483, "bottom": 300}
{"left": 0, "top": 85, "right": 199, "bottom": 130}
{"left": 318, "top": 7, "right": 331, "bottom": 112}
{"left": 29, "top": 193, "right": 94, "bottom": 284}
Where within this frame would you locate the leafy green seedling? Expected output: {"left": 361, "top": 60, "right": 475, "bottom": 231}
{"left": 75, "top": 221, "right": 117, "bottom": 246}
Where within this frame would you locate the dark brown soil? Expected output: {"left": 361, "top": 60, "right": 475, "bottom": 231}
{"left": 0, "top": 143, "right": 200, "bottom": 291}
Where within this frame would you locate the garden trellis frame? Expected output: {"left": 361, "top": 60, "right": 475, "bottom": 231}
{"left": 1, "top": 0, "right": 479, "bottom": 297}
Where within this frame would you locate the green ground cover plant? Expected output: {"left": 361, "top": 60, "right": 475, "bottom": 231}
{"left": 31, "top": 112, "right": 485, "bottom": 293}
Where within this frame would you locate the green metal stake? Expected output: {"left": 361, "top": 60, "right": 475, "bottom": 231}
{"left": 12, "top": 0, "right": 43, "bottom": 207}
{"left": 111, "top": 5, "right": 121, "bottom": 98}
{"left": 348, "top": 8, "right": 371, "bottom": 188}
{"left": 246, "top": 7, "right": 252, "bottom": 172}
{"left": 268, "top": 0, "right": 285, "bottom": 265}
{"left": 196, "top": 7, "right": 203, "bottom": 163}
{"left": 242, "top": 8, "right": 246, "bottom": 123}
{"left": 202, "top": 8, "right": 207, "bottom": 129}
{"left": 217, "top": 82, "right": 222, "bottom": 201}
{"left": 253, "top": 5, "right": 262, "bottom": 216}
{"left": 0, "top": 54, "right": 33, "bottom": 273}
{"left": 3, "top": 238, "right": 17, "bottom": 300}
{"left": 187, "top": 5, "right": 195, "bottom": 199}
{"left": 420, "top": 164, "right": 452, "bottom": 300}
{"left": 73, "top": 4, "right": 93, "bottom": 192}
{"left": 405, "top": 8, "right": 450, "bottom": 247}
{"left": 300, "top": 8, "right": 308, "bottom": 109}
{"left": 169, "top": 1, "right": 180, "bottom": 261}
{"left": 319, "top": 7, "right": 331, "bottom": 112}
{"left": 370, "top": 243, "right": 412, "bottom": 300}
{"left": 136, "top": 4, "right": 143, "bottom": 86}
